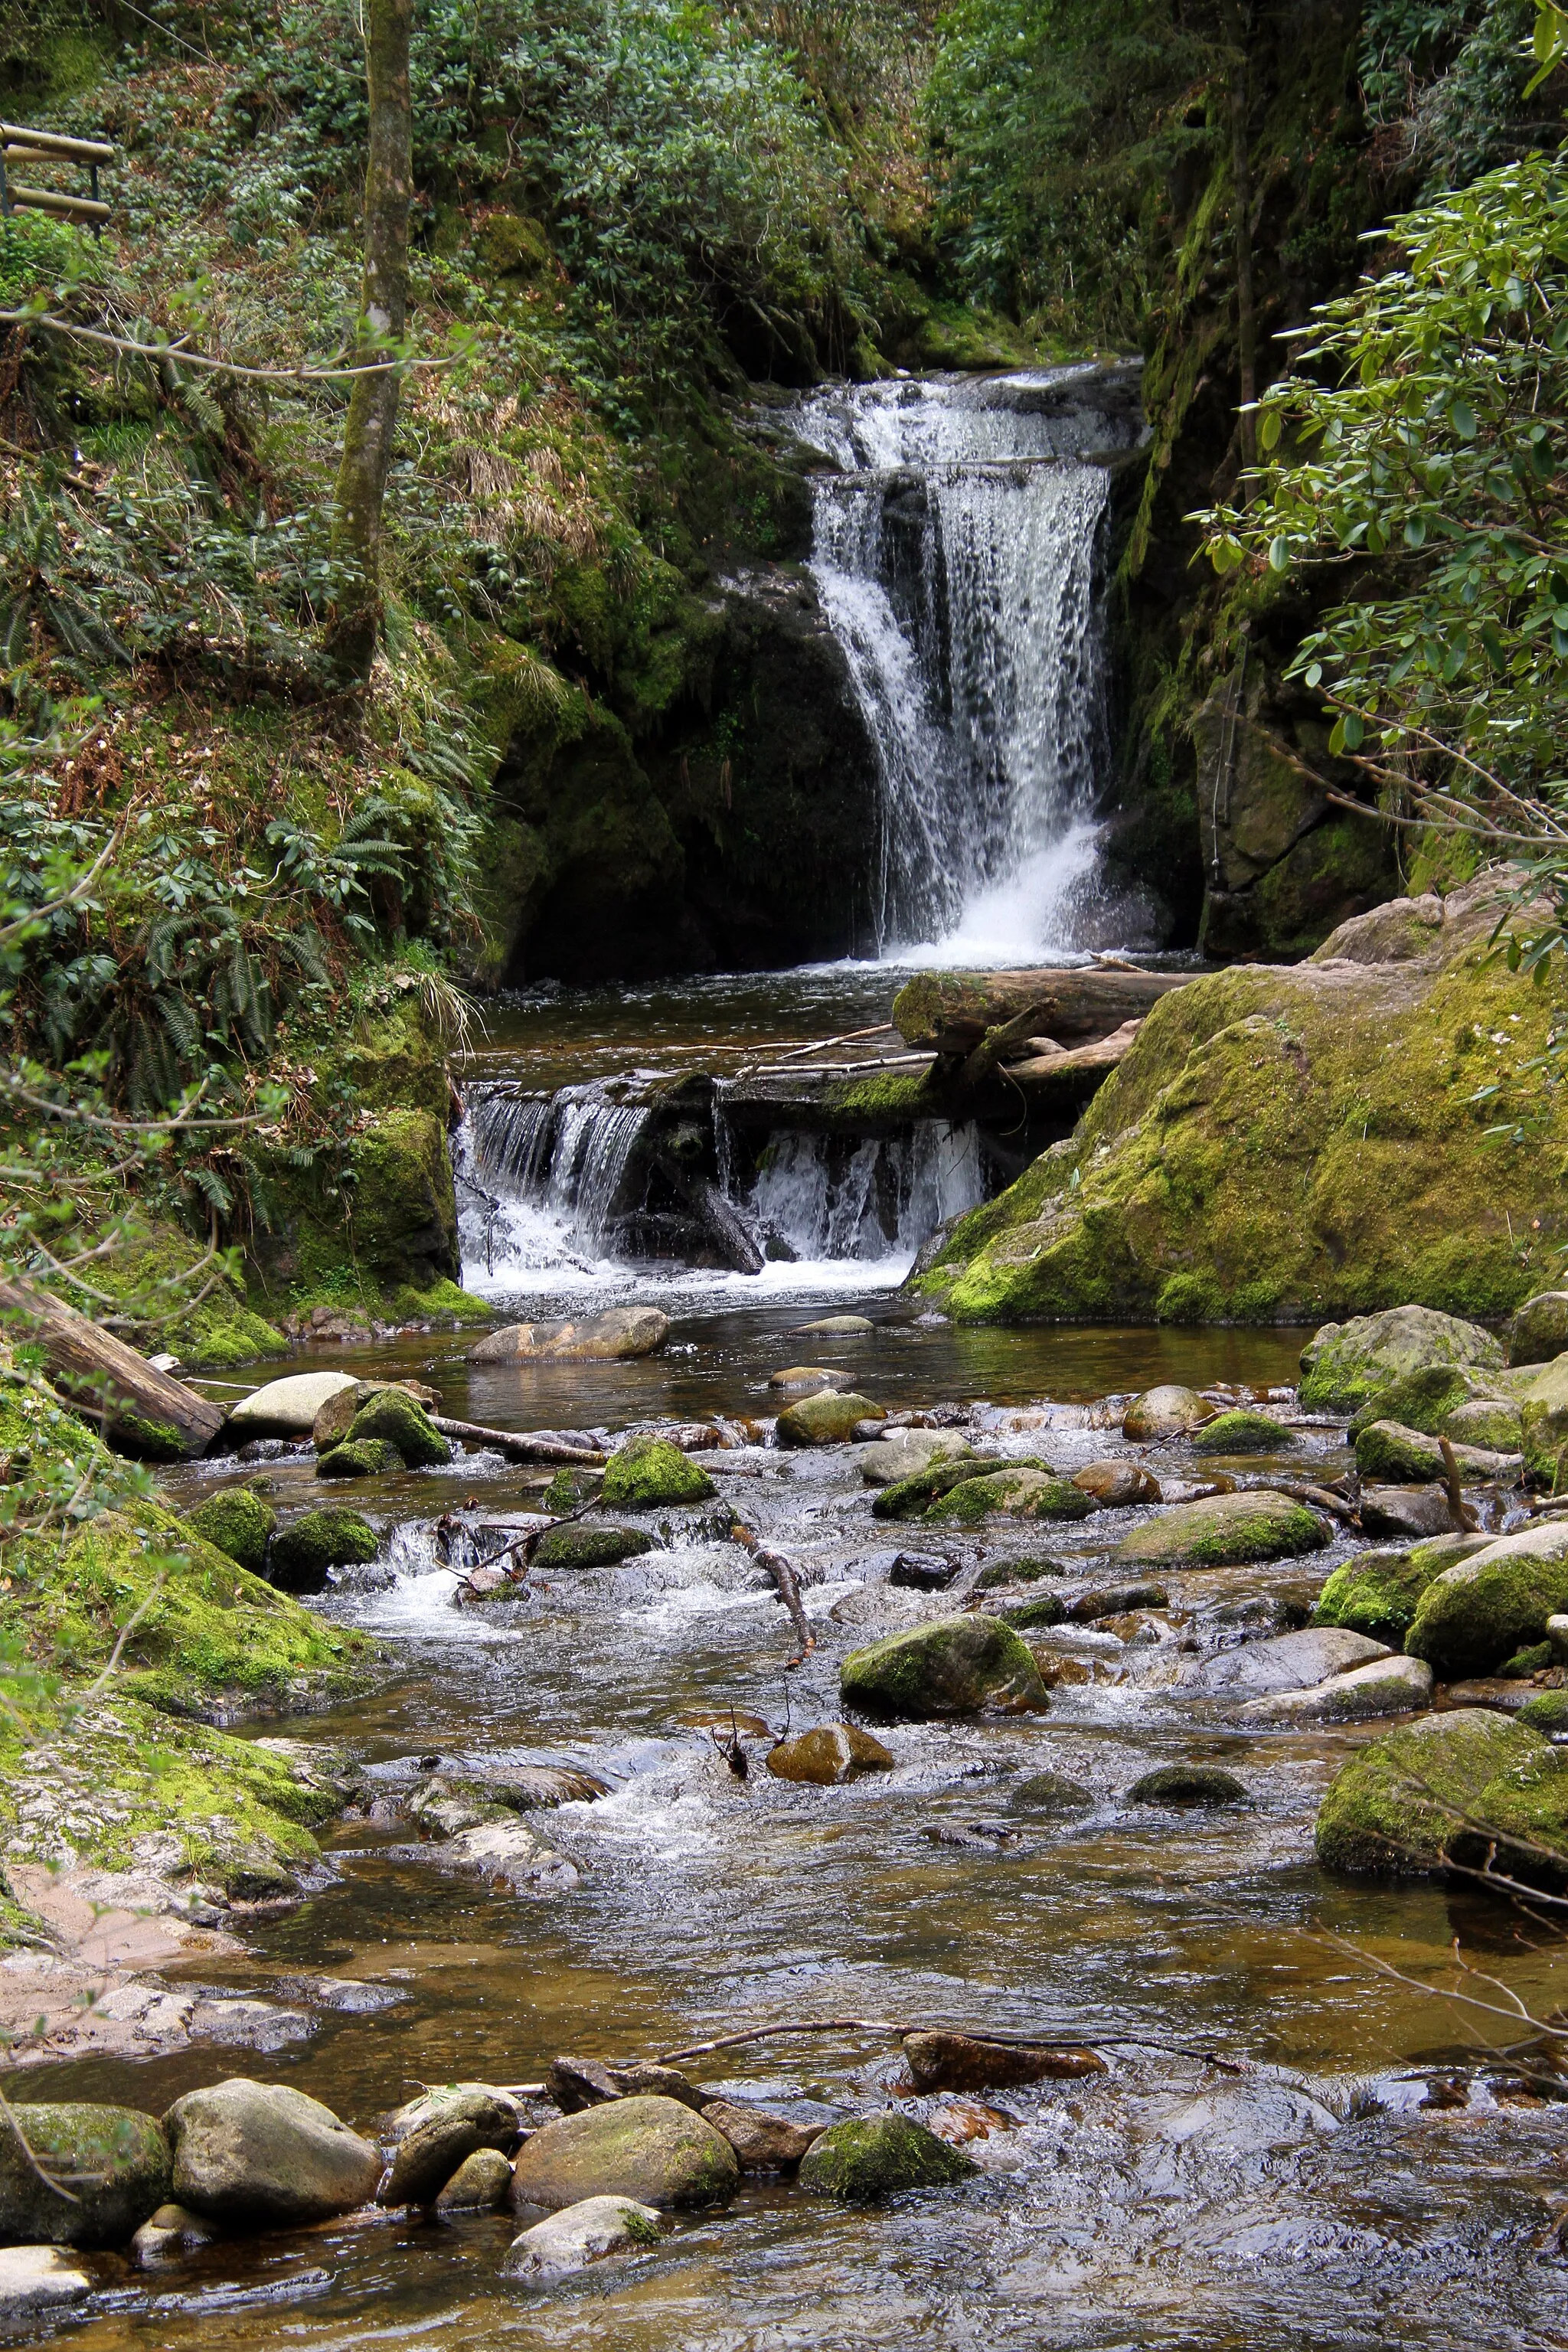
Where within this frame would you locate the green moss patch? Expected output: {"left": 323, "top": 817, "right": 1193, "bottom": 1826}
{"left": 186, "top": 1488, "right": 276, "bottom": 1574}
{"left": 1116, "top": 1490, "right": 1329, "bottom": 1567}
{"left": 1192, "top": 1410, "right": 1292, "bottom": 1453}
{"left": 600, "top": 1436, "right": 715, "bottom": 1508}
{"left": 1315, "top": 1706, "right": 1568, "bottom": 1879}
{"left": 797, "top": 2113, "right": 977, "bottom": 2201}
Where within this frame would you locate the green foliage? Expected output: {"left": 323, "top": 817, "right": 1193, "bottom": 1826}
{"left": 1361, "top": 0, "right": 1549, "bottom": 194}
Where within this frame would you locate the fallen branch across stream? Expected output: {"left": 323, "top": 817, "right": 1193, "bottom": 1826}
{"left": 655, "top": 2015, "right": 1245, "bottom": 2072}
{"left": 730, "top": 1521, "right": 815, "bottom": 1663}
{"left": 426, "top": 1414, "right": 606, "bottom": 1467}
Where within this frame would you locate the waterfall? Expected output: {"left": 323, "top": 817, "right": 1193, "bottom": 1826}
{"left": 456, "top": 1084, "right": 652, "bottom": 1279}
{"left": 750, "top": 1124, "right": 986, "bottom": 1265}
{"left": 796, "top": 369, "right": 1142, "bottom": 961}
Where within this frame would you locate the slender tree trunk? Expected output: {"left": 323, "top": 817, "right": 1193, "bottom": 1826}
{"left": 328, "top": 0, "right": 413, "bottom": 685}
{"left": 1221, "top": 0, "right": 1257, "bottom": 482}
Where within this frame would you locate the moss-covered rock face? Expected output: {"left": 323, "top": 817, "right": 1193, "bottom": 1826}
{"left": 316, "top": 1438, "right": 403, "bottom": 1479}
{"left": 267, "top": 1508, "right": 380, "bottom": 1592}
{"left": 345, "top": 1389, "right": 452, "bottom": 1469}
{"left": 1312, "top": 1535, "right": 1489, "bottom": 1645}
{"left": 1443, "top": 1396, "right": 1525, "bottom": 1452}
{"left": 531, "top": 1524, "right": 657, "bottom": 1570}
{"left": 1518, "top": 1689, "right": 1568, "bottom": 1733}
{"left": 840, "top": 1614, "right": 1048, "bottom": 1717}
{"left": 1300, "top": 1307, "right": 1504, "bottom": 1415}
{"left": 1315, "top": 1707, "right": 1568, "bottom": 1878}
{"left": 1344, "top": 1363, "right": 1506, "bottom": 1439}
{"left": 599, "top": 1436, "right": 716, "bottom": 1508}
{"left": 796, "top": 2113, "right": 977, "bottom": 2202}
{"left": 871, "top": 1456, "right": 1003, "bottom": 1521}
{"left": 1352, "top": 1419, "right": 1513, "bottom": 1482}
{"left": 1403, "top": 1525, "right": 1568, "bottom": 1677}
{"left": 1192, "top": 1409, "right": 1292, "bottom": 1453}
{"left": 185, "top": 1487, "right": 276, "bottom": 1575}
{"left": 1510, "top": 1292, "right": 1568, "bottom": 1368}
{"left": 915, "top": 881, "right": 1568, "bottom": 1325}
{"left": 0, "top": 2104, "right": 171, "bottom": 2247}
{"left": 1520, "top": 1354, "right": 1568, "bottom": 1491}
{"left": 925, "top": 1467, "right": 1094, "bottom": 1524}
{"left": 1115, "top": 1490, "right": 1329, "bottom": 1567}
{"left": 252, "top": 1107, "right": 461, "bottom": 1313}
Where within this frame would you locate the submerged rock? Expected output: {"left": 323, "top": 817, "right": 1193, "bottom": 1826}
{"left": 1126, "top": 1766, "right": 1249, "bottom": 1807}
{"left": 530, "top": 1524, "right": 656, "bottom": 1570}
{"left": 766, "top": 1724, "right": 894, "bottom": 1784}
{"left": 796, "top": 2113, "right": 977, "bottom": 2201}
{"left": 775, "top": 1390, "right": 884, "bottom": 1446}
{"left": 1122, "top": 1386, "right": 1210, "bottom": 1441}
{"left": 1116, "top": 1490, "right": 1329, "bottom": 1567}
{"left": 1403, "top": 1522, "right": 1568, "bottom": 1677}
{"left": 501, "top": 2194, "right": 668, "bottom": 2282}
{"left": 1312, "top": 1534, "right": 1489, "bottom": 1644}
{"left": 795, "top": 1315, "right": 874, "bottom": 1335}
{"left": 902, "top": 2031, "right": 1104, "bottom": 2093}
{"left": 423, "top": 1819, "right": 580, "bottom": 1895}
{"left": 1008, "top": 1769, "right": 1094, "bottom": 1812}
{"left": 1239, "top": 1654, "right": 1433, "bottom": 1724}
{"left": 187, "top": 1487, "right": 276, "bottom": 1574}
{"left": 267, "top": 1507, "right": 378, "bottom": 1592}
{"left": 1315, "top": 1706, "right": 1568, "bottom": 1877}
{"left": 1300, "top": 1306, "right": 1504, "bottom": 1415}
{"left": 1067, "top": 1581, "right": 1169, "bottom": 1621}
{"left": 165, "top": 2079, "right": 381, "bottom": 2225}
{"left": 0, "top": 2102, "right": 171, "bottom": 2248}
{"left": 227, "top": 1370, "right": 358, "bottom": 1438}
{"left": 840, "top": 1614, "right": 1048, "bottom": 1718}
{"left": 599, "top": 1436, "right": 716, "bottom": 1508}
{"left": 1071, "top": 1459, "right": 1162, "bottom": 1506}
{"left": 509, "top": 2096, "right": 739, "bottom": 2214}
{"left": 1192, "top": 1410, "right": 1293, "bottom": 1454}
{"left": 470, "top": 1308, "right": 670, "bottom": 1362}
{"left": 129, "top": 2202, "right": 224, "bottom": 2265}
{"left": 766, "top": 1364, "right": 849, "bottom": 1393}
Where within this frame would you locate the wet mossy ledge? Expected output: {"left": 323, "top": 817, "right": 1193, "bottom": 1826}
{"left": 916, "top": 876, "right": 1568, "bottom": 1327}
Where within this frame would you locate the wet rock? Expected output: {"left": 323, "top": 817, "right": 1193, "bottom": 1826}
{"left": 435, "top": 2148, "right": 514, "bottom": 2212}
{"left": 345, "top": 1390, "right": 451, "bottom": 1470}
{"left": 1156, "top": 1476, "right": 1237, "bottom": 1504}
{"left": 129, "top": 2202, "right": 224, "bottom": 2265}
{"left": 841, "top": 1613, "right": 1048, "bottom": 1718}
{"left": 1346, "top": 1363, "right": 1514, "bottom": 1442}
{"left": 1518, "top": 1688, "right": 1568, "bottom": 1733}
{"left": 1313, "top": 1534, "right": 1491, "bottom": 1644}
{"left": 888, "top": 1550, "right": 959, "bottom": 1590}
{"left": 267, "top": 1507, "right": 378, "bottom": 1592}
{"left": 165, "top": 2079, "right": 381, "bottom": 2225}
{"left": 186, "top": 1488, "right": 276, "bottom": 1574}
{"left": 1442, "top": 1396, "right": 1525, "bottom": 1452}
{"left": 701, "top": 2099, "right": 821, "bottom": 2170}
{"left": 1520, "top": 1354, "right": 1568, "bottom": 1488}
{"left": 1153, "top": 2080, "right": 1339, "bottom": 2151}
{"left": 925, "top": 1466, "right": 1094, "bottom": 1525}
{"left": 1404, "top": 1521, "right": 1568, "bottom": 1677}
{"left": 872, "top": 1457, "right": 1001, "bottom": 1520}
{"left": 1315, "top": 1706, "right": 1568, "bottom": 1877}
{"left": 1127, "top": 1766, "right": 1249, "bottom": 1807}
{"left": 545, "top": 2058, "right": 622, "bottom": 2113}
{"left": 381, "top": 2088, "right": 518, "bottom": 2207}
{"left": 796, "top": 2112, "right": 978, "bottom": 2201}
{"left": 997, "top": 1593, "right": 1065, "bottom": 1629}
{"left": 795, "top": 1315, "right": 874, "bottom": 1335}
{"left": 1239, "top": 1654, "right": 1433, "bottom": 1725}
{"left": 1066, "top": 1582, "right": 1169, "bottom": 1622}
{"left": 1352, "top": 1420, "right": 1518, "bottom": 1482}
{"left": 500, "top": 2194, "right": 668, "bottom": 2282}
{"left": 1298, "top": 1306, "right": 1504, "bottom": 1414}
{"left": 973, "top": 1557, "right": 1066, "bottom": 1589}
{"left": 1122, "top": 1386, "right": 1210, "bottom": 1441}
{"left": 1550, "top": 1612, "right": 1568, "bottom": 1667}
{"left": 383, "top": 2084, "right": 522, "bottom": 2146}
{"left": 599, "top": 1435, "right": 717, "bottom": 1508}
{"left": 923, "top": 1819, "right": 1021, "bottom": 1851}
{"left": 1510, "top": 1292, "right": 1568, "bottom": 1369}
{"left": 1358, "top": 1485, "right": 1457, "bottom": 1539}
{"left": 494, "top": 1766, "right": 609, "bottom": 1809}
{"left": 1116, "top": 1490, "right": 1330, "bottom": 1567}
{"left": 854, "top": 1429, "right": 972, "bottom": 1485}
{"left": 311, "top": 1379, "right": 442, "bottom": 1451}
{"left": 766, "top": 1364, "right": 851, "bottom": 1393}
{"left": 0, "top": 2102, "right": 171, "bottom": 2247}
{"left": 775, "top": 1390, "right": 885, "bottom": 1446}
{"left": 0, "top": 2247, "right": 93, "bottom": 2316}
{"left": 316, "top": 1438, "right": 402, "bottom": 1480}
{"left": 1071, "top": 1459, "right": 1161, "bottom": 1506}
{"left": 227, "top": 1370, "right": 360, "bottom": 1439}
{"left": 1008, "top": 1769, "right": 1093, "bottom": 1812}
{"left": 1191, "top": 1625, "right": 1390, "bottom": 1699}
{"left": 1192, "top": 1410, "right": 1293, "bottom": 1454}
{"left": 423, "top": 1819, "right": 580, "bottom": 1894}
{"left": 902, "top": 2030, "right": 1105, "bottom": 2093}
{"left": 469, "top": 1308, "right": 670, "bottom": 1363}
{"left": 766, "top": 1724, "right": 894, "bottom": 1784}
{"left": 530, "top": 1524, "right": 656, "bottom": 1570}
{"left": 509, "top": 2096, "right": 740, "bottom": 2213}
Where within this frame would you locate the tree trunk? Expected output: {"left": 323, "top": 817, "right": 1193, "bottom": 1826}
{"left": 328, "top": 0, "right": 413, "bottom": 684}
{"left": 1221, "top": 0, "right": 1257, "bottom": 480}
{"left": 0, "top": 1278, "right": 224, "bottom": 1460}
{"left": 891, "top": 968, "right": 1193, "bottom": 1056}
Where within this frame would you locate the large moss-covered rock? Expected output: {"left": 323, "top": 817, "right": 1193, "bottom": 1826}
{"left": 268, "top": 1508, "right": 379, "bottom": 1592}
{"left": 840, "top": 1614, "right": 1047, "bottom": 1717}
{"left": 1511, "top": 1293, "right": 1568, "bottom": 1368}
{"left": 1403, "top": 1524, "right": 1568, "bottom": 1677}
{"left": 599, "top": 1436, "right": 716, "bottom": 1508}
{"left": 1352, "top": 1420, "right": 1516, "bottom": 1482}
{"left": 0, "top": 2104, "right": 171, "bottom": 2247}
{"left": 1193, "top": 1409, "right": 1292, "bottom": 1453}
{"left": 1301, "top": 1307, "right": 1504, "bottom": 1415}
{"left": 186, "top": 1487, "right": 276, "bottom": 1575}
{"left": 1313, "top": 1534, "right": 1489, "bottom": 1644}
{"left": 531, "top": 1524, "right": 657, "bottom": 1570}
{"left": 774, "top": 1390, "right": 884, "bottom": 1446}
{"left": 1315, "top": 1707, "right": 1568, "bottom": 1877}
{"left": 796, "top": 2113, "right": 977, "bottom": 2202}
{"left": 345, "top": 1389, "right": 451, "bottom": 1469}
{"left": 316, "top": 1438, "right": 402, "bottom": 1479}
{"left": 914, "top": 880, "right": 1568, "bottom": 1325}
{"left": 1343, "top": 1362, "right": 1510, "bottom": 1441}
{"left": 925, "top": 1466, "right": 1094, "bottom": 1524}
{"left": 1115, "top": 1490, "right": 1329, "bottom": 1567}
{"left": 509, "top": 2096, "right": 738, "bottom": 2213}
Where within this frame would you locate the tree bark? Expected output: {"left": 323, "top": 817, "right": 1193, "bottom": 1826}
{"left": 328, "top": 0, "right": 413, "bottom": 684}
{"left": 1221, "top": 0, "right": 1258, "bottom": 480}
{"left": 0, "top": 1278, "right": 223, "bottom": 1460}
{"left": 891, "top": 968, "right": 1192, "bottom": 1055}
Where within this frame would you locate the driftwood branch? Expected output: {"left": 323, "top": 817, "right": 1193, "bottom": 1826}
{"left": 426, "top": 1414, "right": 605, "bottom": 1467}
{"left": 655, "top": 2014, "right": 1244, "bottom": 2071}
{"left": 0, "top": 1277, "right": 222, "bottom": 1459}
{"left": 730, "top": 1521, "right": 814, "bottom": 1663}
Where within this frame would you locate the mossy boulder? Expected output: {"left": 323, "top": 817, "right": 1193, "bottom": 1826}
{"left": 531, "top": 1524, "right": 657, "bottom": 1570}
{"left": 925, "top": 1466, "right": 1094, "bottom": 1525}
{"left": 1313, "top": 1534, "right": 1490, "bottom": 1644}
{"left": 186, "top": 1487, "right": 276, "bottom": 1575}
{"left": 0, "top": 2103, "right": 171, "bottom": 2247}
{"left": 1352, "top": 1420, "right": 1516, "bottom": 1482}
{"left": 599, "top": 1436, "right": 715, "bottom": 1508}
{"left": 268, "top": 1508, "right": 379, "bottom": 1592}
{"left": 1115, "top": 1490, "right": 1329, "bottom": 1567}
{"left": 1442, "top": 1396, "right": 1524, "bottom": 1452}
{"left": 1519, "top": 1354, "right": 1568, "bottom": 1490}
{"left": 1345, "top": 1363, "right": 1507, "bottom": 1439}
{"left": 1510, "top": 1292, "right": 1568, "bottom": 1368}
{"left": 1127, "top": 1766, "right": 1248, "bottom": 1807}
{"left": 1301, "top": 1307, "right": 1504, "bottom": 1415}
{"left": 840, "top": 1614, "right": 1048, "bottom": 1717}
{"left": 774, "top": 1390, "right": 884, "bottom": 1446}
{"left": 317, "top": 1439, "right": 403, "bottom": 1479}
{"left": 1123, "top": 1385, "right": 1209, "bottom": 1439}
{"left": 1518, "top": 1689, "right": 1568, "bottom": 1733}
{"left": 998, "top": 1593, "right": 1066, "bottom": 1629}
{"left": 1193, "top": 1410, "right": 1292, "bottom": 1454}
{"left": 1315, "top": 1706, "right": 1568, "bottom": 1878}
{"left": 913, "top": 882, "right": 1568, "bottom": 1326}
{"left": 1403, "top": 1524, "right": 1568, "bottom": 1677}
{"left": 796, "top": 2113, "right": 977, "bottom": 2202}
{"left": 509, "top": 2096, "right": 739, "bottom": 2213}
{"left": 872, "top": 1456, "right": 1001, "bottom": 1521}
{"left": 345, "top": 1390, "right": 451, "bottom": 1469}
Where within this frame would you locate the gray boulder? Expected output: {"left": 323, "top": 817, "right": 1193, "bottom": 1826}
{"left": 1298, "top": 1306, "right": 1503, "bottom": 1413}
{"left": 1122, "top": 1386, "right": 1209, "bottom": 1440}
{"left": 500, "top": 2194, "right": 667, "bottom": 2282}
{"left": 1358, "top": 1486, "right": 1457, "bottom": 1540}
{"left": 0, "top": 2103, "right": 169, "bottom": 2248}
{"left": 1239, "top": 1654, "right": 1434, "bottom": 1725}
{"left": 227, "top": 1370, "right": 358, "bottom": 1438}
{"left": 0, "top": 2247, "right": 92, "bottom": 2316}
{"left": 380, "top": 2087, "right": 518, "bottom": 2207}
{"left": 470, "top": 1308, "right": 669, "bottom": 1362}
{"left": 509, "top": 2096, "right": 739, "bottom": 2214}
{"left": 699, "top": 2100, "right": 821, "bottom": 2171}
{"left": 164, "top": 2079, "right": 381, "bottom": 2226}
{"left": 435, "top": 2150, "right": 514, "bottom": 2212}
{"left": 1404, "top": 1521, "right": 1568, "bottom": 1677}
{"left": 1510, "top": 1292, "right": 1568, "bottom": 1369}
{"left": 1189, "top": 1627, "right": 1390, "bottom": 1699}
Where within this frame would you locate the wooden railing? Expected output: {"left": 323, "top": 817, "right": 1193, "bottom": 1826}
{"left": 0, "top": 122, "right": 114, "bottom": 228}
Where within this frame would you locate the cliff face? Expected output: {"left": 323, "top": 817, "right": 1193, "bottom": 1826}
{"left": 916, "top": 875, "right": 1567, "bottom": 1326}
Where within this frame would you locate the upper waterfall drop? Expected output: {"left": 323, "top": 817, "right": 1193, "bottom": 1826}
{"left": 795, "top": 366, "right": 1146, "bottom": 963}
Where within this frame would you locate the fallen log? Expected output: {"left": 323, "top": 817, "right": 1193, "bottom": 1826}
{"left": 426, "top": 1414, "right": 607, "bottom": 1467}
{"left": 730, "top": 1519, "right": 815, "bottom": 1663}
{"left": 893, "top": 966, "right": 1193, "bottom": 1055}
{"left": 651, "top": 1146, "right": 765, "bottom": 1276}
{"left": 0, "top": 1276, "right": 223, "bottom": 1460}
{"left": 1003, "top": 1018, "right": 1143, "bottom": 1088}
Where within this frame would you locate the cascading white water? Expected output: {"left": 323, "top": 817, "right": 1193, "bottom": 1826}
{"left": 749, "top": 1124, "right": 985, "bottom": 1264}
{"left": 796, "top": 368, "right": 1142, "bottom": 962}
{"left": 456, "top": 1084, "right": 651, "bottom": 1281}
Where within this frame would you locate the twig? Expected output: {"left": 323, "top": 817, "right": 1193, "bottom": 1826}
{"left": 0, "top": 309, "right": 457, "bottom": 385}
{"left": 730, "top": 1521, "right": 815, "bottom": 1664}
